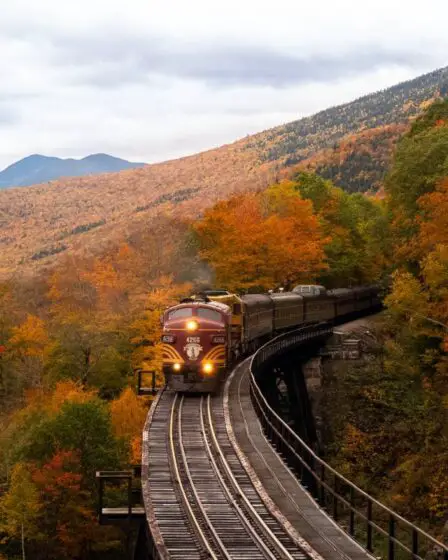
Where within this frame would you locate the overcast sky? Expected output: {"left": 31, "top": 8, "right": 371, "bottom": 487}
{"left": 1, "top": 0, "right": 447, "bottom": 170}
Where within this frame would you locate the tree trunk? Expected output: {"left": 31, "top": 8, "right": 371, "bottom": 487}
{"left": 21, "top": 522, "right": 26, "bottom": 560}
{"left": 82, "top": 347, "right": 91, "bottom": 386}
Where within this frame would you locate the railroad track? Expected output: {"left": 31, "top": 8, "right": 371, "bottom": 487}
{"left": 145, "top": 388, "right": 311, "bottom": 559}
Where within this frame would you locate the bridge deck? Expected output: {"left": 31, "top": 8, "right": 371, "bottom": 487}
{"left": 226, "top": 360, "right": 374, "bottom": 560}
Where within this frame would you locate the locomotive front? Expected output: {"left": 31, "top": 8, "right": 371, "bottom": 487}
{"left": 161, "top": 300, "right": 231, "bottom": 392}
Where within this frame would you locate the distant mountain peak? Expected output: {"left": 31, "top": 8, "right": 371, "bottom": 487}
{"left": 82, "top": 153, "right": 119, "bottom": 160}
{"left": 0, "top": 153, "right": 147, "bottom": 189}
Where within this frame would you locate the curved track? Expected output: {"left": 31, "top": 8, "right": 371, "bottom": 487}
{"left": 144, "top": 387, "right": 312, "bottom": 559}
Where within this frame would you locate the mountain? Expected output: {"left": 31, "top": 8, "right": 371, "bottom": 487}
{"left": 0, "top": 66, "right": 447, "bottom": 277}
{"left": 0, "top": 153, "right": 147, "bottom": 189}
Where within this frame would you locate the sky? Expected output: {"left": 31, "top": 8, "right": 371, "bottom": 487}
{"left": 1, "top": 0, "right": 447, "bottom": 171}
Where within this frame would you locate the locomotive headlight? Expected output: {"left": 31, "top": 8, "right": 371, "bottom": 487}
{"left": 173, "top": 363, "right": 182, "bottom": 371}
{"left": 186, "top": 320, "right": 198, "bottom": 331}
{"left": 202, "top": 362, "right": 214, "bottom": 374}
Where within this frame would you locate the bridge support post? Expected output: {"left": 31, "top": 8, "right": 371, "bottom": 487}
{"left": 276, "top": 355, "right": 318, "bottom": 449}
{"left": 255, "top": 364, "right": 284, "bottom": 414}
{"left": 259, "top": 353, "right": 320, "bottom": 498}
{"left": 133, "top": 522, "right": 152, "bottom": 560}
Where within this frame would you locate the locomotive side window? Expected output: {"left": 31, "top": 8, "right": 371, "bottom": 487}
{"left": 197, "top": 308, "right": 222, "bottom": 322}
{"left": 168, "top": 308, "right": 193, "bottom": 319}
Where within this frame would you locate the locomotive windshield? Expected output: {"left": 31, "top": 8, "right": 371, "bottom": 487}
{"left": 197, "top": 308, "right": 222, "bottom": 322}
{"left": 168, "top": 308, "right": 193, "bottom": 320}
{"left": 167, "top": 307, "right": 223, "bottom": 322}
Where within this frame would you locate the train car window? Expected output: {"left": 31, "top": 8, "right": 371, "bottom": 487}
{"left": 197, "top": 308, "right": 222, "bottom": 322}
{"left": 168, "top": 308, "right": 193, "bottom": 319}
{"left": 233, "top": 304, "right": 242, "bottom": 315}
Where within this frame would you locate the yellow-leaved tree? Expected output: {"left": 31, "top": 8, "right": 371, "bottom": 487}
{"left": 110, "top": 387, "right": 148, "bottom": 463}
{"left": 8, "top": 314, "right": 49, "bottom": 389}
{"left": 131, "top": 275, "right": 192, "bottom": 389}
{"left": 0, "top": 462, "right": 41, "bottom": 560}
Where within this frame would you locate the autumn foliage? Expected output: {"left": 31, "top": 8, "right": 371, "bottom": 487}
{"left": 326, "top": 99, "right": 448, "bottom": 533}
{"left": 193, "top": 182, "right": 328, "bottom": 291}
{"left": 0, "top": 96, "right": 447, "bottom": 557}
{"left": 0, "top": 207, "right": 204, "bottom": 557}
{"left": 110, "top": 387, "right": 148, "bottom": 463}
{"left": 31, "top": 451, "right": 95, "bottom": 558}
{"left": 0, "top": 382, "right": 126, "bottom": 558}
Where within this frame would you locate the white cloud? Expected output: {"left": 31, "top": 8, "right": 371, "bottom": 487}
{"left": 0, "top": 0, "right": 447, "bottom": 170}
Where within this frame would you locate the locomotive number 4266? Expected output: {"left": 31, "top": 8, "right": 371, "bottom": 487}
{"left": 186, "top": 336, "right": 200, "bottom": 343}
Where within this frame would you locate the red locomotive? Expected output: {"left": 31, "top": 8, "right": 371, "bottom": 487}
{"left": 161, "top": 298, "right": 232, "bottom": 392}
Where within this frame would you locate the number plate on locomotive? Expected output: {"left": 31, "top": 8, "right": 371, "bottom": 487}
{"left": 186, "top": 336, "right": 200, "bottom": 343}
{"left": 162, "top": 334, "right": 176, "bottom": 343}
{"left": 212, "top": 335, "right": 225, "bottom": 344}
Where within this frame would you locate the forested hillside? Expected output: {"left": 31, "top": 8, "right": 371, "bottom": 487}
{"left": 253, "top": 66, "right": 448, "bottom": 169}
{"left": 0, "top": 178, "right": 385, "bottom": 558}
{"left": 0, "top": 66, "right": 447, "bottom": 277}
{"left": 264, "top": 67, "right": 448, "bottom": 192}
{"left": 0, "top": 143, "right": 271, "bottom": 277}
{"left": 322, "top": 99, "right": 448, "bottom": 538}
{"left": 296, "top": 124, "right": 408, "bottom": 192}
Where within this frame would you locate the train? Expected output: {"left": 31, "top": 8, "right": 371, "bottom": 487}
{"left": 161, "top": 285, "right": 382, "bottom": 393}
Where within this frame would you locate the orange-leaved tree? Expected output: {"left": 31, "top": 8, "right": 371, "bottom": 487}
{"left": 192, "top": 182, "right": 328, "bottom": 292}
{"left": 46, "top": 257, "right": 133, "bottom": 396}
{"left": 418, "top": 178, "right": 448, "bottom": 251}
{"left": 31, "top": 451, "right": 97, "bottom": 559}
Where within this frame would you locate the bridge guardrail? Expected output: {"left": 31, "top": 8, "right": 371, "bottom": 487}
{"left": 249, "top": 324, "right": 448, "bottom": 560}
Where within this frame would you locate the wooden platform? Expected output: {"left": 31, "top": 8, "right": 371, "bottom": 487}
{"left": 99, "top": 507, "right": 146, "bottom": 525}
{"left": 225, "top": 361, "right": 374, "bottom": 560}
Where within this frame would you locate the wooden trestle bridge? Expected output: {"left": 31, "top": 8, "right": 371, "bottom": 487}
{"left": 97, "top": 323, "right": 448, "bottom": 560}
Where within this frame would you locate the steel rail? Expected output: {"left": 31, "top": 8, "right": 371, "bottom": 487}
{"left": 177, "top": 395, "right": 232, "bottom": 559}
{"left": 178, "top": 394, "right": 282, "bottom": 559}
{"left": 204, "top": 395, "right": 298, "bottom": 560}
{"left": 169, "top": 393, "right": 219, "bottom": 560}
{"left": 200, "top": 397, "right": 282, "bottom": 560}
{"left": 145, "top": 387, "right": 310, "bottom": 559}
